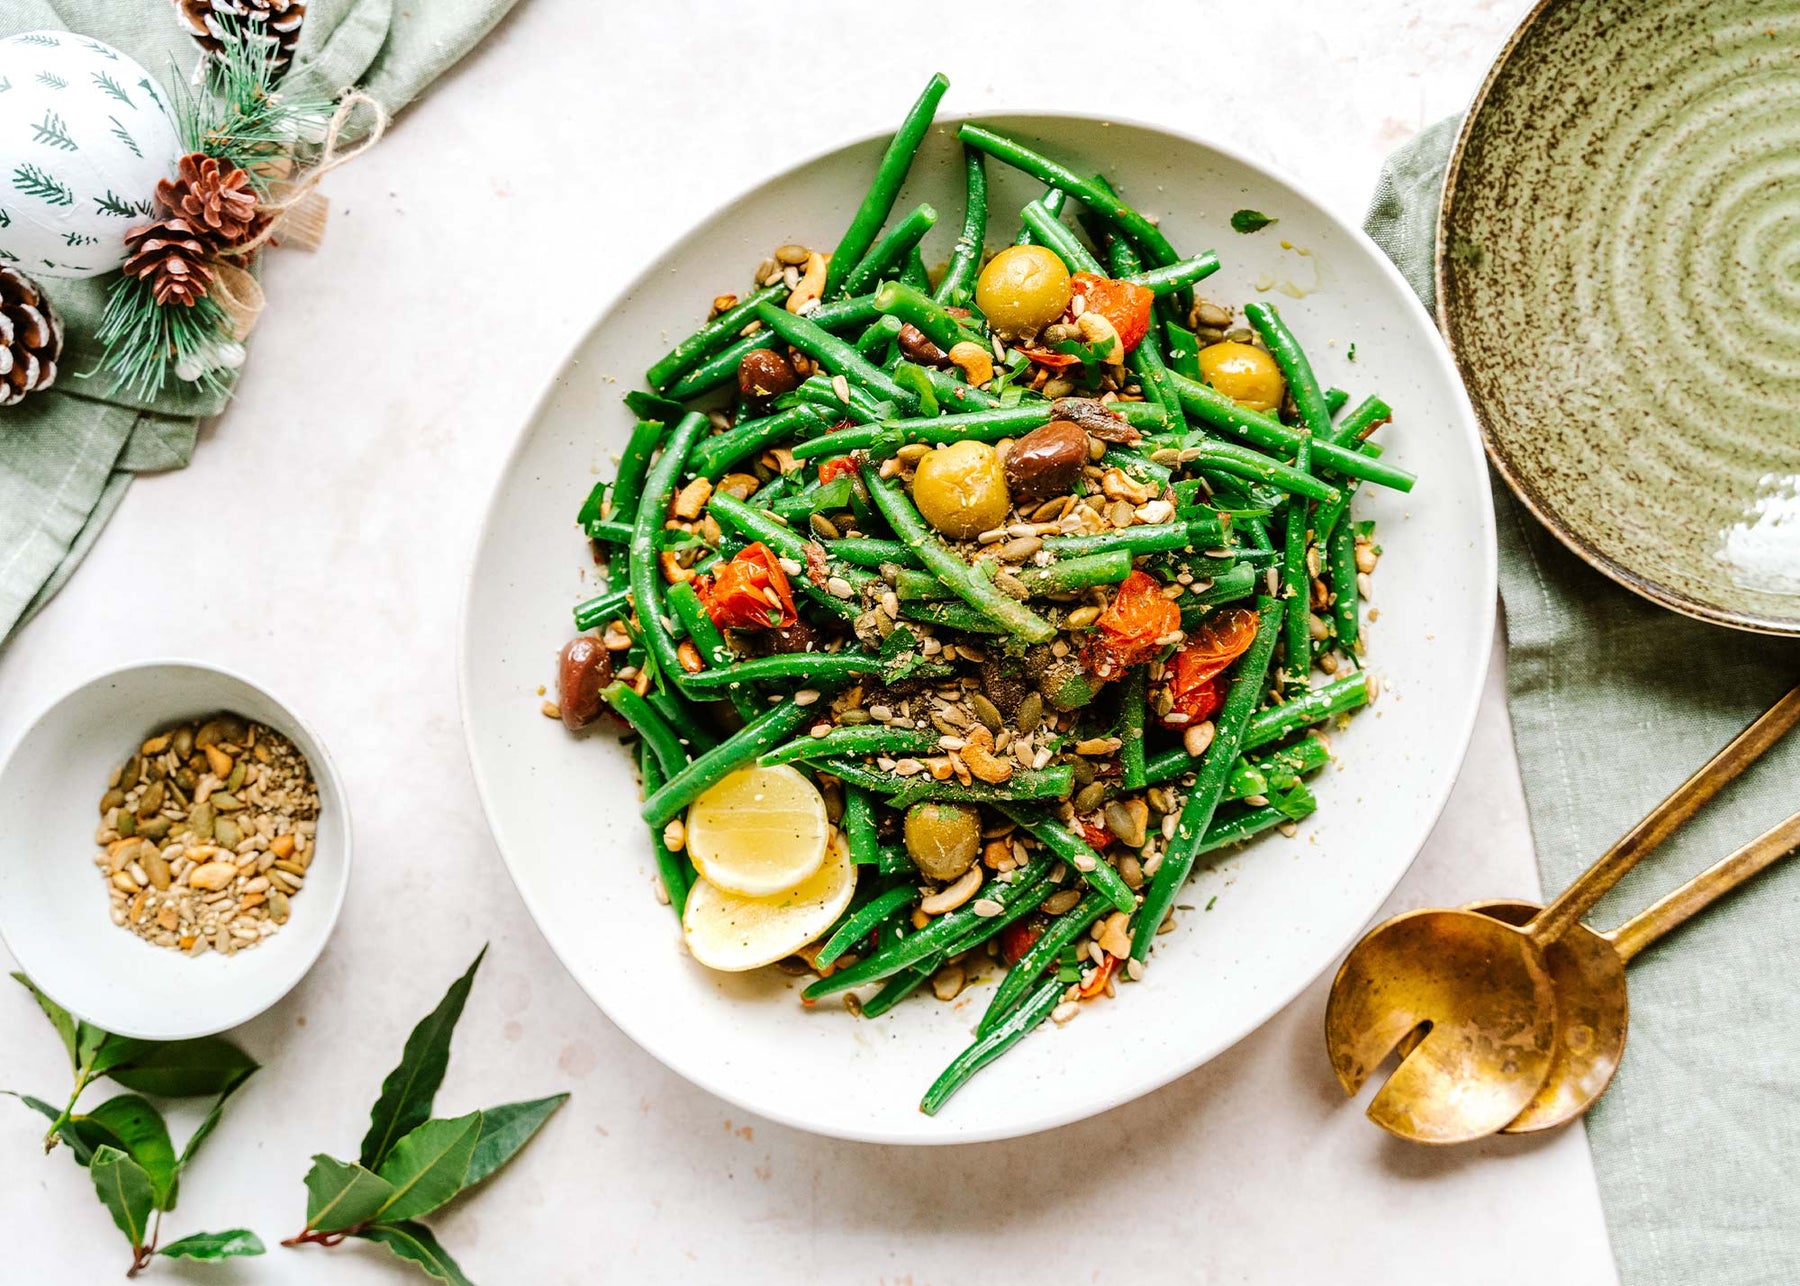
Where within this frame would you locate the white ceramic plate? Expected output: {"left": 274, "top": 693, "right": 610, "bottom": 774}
{"left": 460, "top": 112, "right": 1495, "bottom": 1143}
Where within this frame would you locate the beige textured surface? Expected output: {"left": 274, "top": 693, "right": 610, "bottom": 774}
{"left": 0, "top": 2, "right": 1621, "bottom": 1281}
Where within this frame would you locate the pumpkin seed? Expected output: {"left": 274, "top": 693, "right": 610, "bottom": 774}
{"left": 171, "top": 726, "right": 194, "bottom": 760}
{"left": 210, "top": 792, "right": 242, "bottom": 812}
{"left": 137, "top": 780, "right": 164, "bottom": 816}
{"left": 188, "top": 801, "right": 215, "bottom": 842}
{"left": 137, "top": 816, "right": 171, "bottom": 841}
{"left": 1017, "top": 692, "right": 1044, "bottom": 735}
{"left": 120, "top": 756, "right": 142, "bottom": 791}
{"left": 100, "top": 788, "right": 125, "bottom": 815}
{"left": 224, "top": 761, "right": 246, "bottom": 793}
{"left": 214, "top": 817, "right": 240, "bottom": 849}
{"left": 969, "top": 693, "right": 1004, "bottom": 733}
{"left": 114, "top": 811, "right": 136, "bottom": 838}
{"left": 1074, "top": 783, "right": 1106, "bottom": 813}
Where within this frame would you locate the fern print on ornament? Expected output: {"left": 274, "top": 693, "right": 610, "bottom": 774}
{"left": 0, "top": 31, "right": 182, "bottom": 279}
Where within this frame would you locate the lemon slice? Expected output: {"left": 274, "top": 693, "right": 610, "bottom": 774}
{"left": 686, "top": 763, "right": 829, "bottom": 897}
{"left": 683, "top": 837, "right": 856, "bottom": 972}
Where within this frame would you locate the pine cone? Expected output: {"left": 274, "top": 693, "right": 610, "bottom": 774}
{"left": 157, "top": 153, "right": 261, "bottom": 246}
{"left": 0, "top": 266, "right": 63, "bottom": 406}
{"left": 175, "top": 0, "right": 306, "bottom": 76}
{"left": 122, "top": 218, "right": 217, "bottom": 308}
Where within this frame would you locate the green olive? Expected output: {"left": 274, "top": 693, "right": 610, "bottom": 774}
{"left": 976, "top": 244, "right": 1072, "bottom": 339}
{"left": 904, "top": 802, "right": 981, "bottom": 882}
{"left": 1198, "top": 341, "right": 1286, "bottom": 412}
{"left": 911, "top": 439, "right": 1012, "bottom": 539}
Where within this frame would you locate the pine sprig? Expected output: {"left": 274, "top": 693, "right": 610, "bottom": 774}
{"left": 108, "top": 115, "right": 143, "bottom": 159}
{"left": 95, "top": 275, "right": 234, "bottom": 401}
{"left": 167, "top": 24, "right": 331, "bottom": 188}
{"left": 35, "top": 71, "right": 66, "bottom": 90}
{"left": 91, "top": 70, "right": 133, "bottom": 106}
{"left": 93, "top": 190, "right": 142, "bottom": 218}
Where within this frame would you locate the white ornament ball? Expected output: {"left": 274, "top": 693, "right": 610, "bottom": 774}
{"left": 0, "top": 31, "right": 183, "bottom": 279}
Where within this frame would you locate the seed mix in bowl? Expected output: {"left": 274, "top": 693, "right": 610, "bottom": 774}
{"left": 94, "top": 713, "right": 319, "bottom": 956}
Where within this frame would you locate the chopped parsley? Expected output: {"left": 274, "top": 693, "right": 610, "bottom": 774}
{"left": 1230, "top": 209, "right": 1277, "bottom": 234}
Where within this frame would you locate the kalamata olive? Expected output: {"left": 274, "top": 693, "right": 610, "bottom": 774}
{"left": 1198, "top": 341, "right": 1285, "bottom": 412}
{"left": 910, "top": 439, "right": 1011, "bottom": 539}
{"left": 904, "top": 802, "right": 981, "bottom": 882}
{"left": 1003, "top": 420, "right": 1088, "bottom": 502}
{"left": 1051, "top": 396, "right": 1139, "bottom": 444}
{"left": 558, "top": 636, "right": 614, "bottom": 730}
{"left": 975, "top": 245, "right": 1071, "bottom": 339}
{"left": 737, "top": 347, "right": 800, "bottom": 400}
{"left": 896, "top": 322, "right": 947, "bottom": 365}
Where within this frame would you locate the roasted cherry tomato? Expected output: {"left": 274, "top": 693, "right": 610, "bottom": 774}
{"left": 1159, "top": 606, "right": 1260, "bottom": 727}
{"left": 817, "top": 455, "right": 858, "bottom": 485}
{"left": 1075, "top": 816, "right": 1113, "bottom": 851}
{"left": 1069, "top": 273, "right": 1154, "bottom": 356}
{"left": 999, "top": 919, "right": 1043, "bottom": 965}
{"left": 1085, "top": 570, "right": 1180, "bottom": 679}
{"left": 695, "top": 541, "right": 797, "bottom": 631}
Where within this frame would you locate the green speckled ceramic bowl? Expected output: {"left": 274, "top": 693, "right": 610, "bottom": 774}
{"left": 1440, "top": 0, "right": 1800, "bottom": 636}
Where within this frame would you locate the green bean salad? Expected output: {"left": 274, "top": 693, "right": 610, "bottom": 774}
{"left": 552, "top": 72, "right": 1409, "bottom": 1115}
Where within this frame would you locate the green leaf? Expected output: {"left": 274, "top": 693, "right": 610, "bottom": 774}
{"left": 89, "top": 1145, "right": 155, "bottom": 1251}
{"left": 77, "top": 1025, "right": 153, "bottom": 1079}
{"left": 12, "top": 972, "right": 78, "bottom": 1067}
{"left": 1230, "top": 209, "right": 1277, "bottom": 234}
{"left": 359, "top": 948, "right": 486, "bottom": 1169}
{"left": 81, "top": 1096, "right": 179, "bottom": 1209}
{"left": 178, "top": 1063, "right": 257, "bottom": 1170}
{"left": 159, "top": 1230, "right": 265, "bottom": 1260}
{"left": 464, "top": 1095, "right": 568, "bottom": 1189}
{"left": 107, "top": 1037, "right": 258, "bottom": 1098}
{"left": 375, "top": 1112, "right": 482, "bottom": 1222}
{"left": 354, "top": 1222, "right": 476, "bottom": 1286}
{"left": 302, "top": 1155, "right": 396, "bottom": 1234}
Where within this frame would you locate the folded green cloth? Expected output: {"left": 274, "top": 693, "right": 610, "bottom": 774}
{"left": 0, "top": 0, "right": 518, "bottom": 643}
{"left": 1370, "top": 119, "right": 1800, "bottom": 1285}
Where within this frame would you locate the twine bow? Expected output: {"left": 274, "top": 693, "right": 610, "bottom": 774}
{"left": 208, "top": 92, "right": 388, "bottom": 342}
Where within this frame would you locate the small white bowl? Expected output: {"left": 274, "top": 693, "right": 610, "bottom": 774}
{"left": 0, "top": 660, "right": 351, "bottom": 1039}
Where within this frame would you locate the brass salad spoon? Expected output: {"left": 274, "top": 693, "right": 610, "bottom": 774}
{"left": 1324, "top": 685, "right": 1800, "bottom": 1144}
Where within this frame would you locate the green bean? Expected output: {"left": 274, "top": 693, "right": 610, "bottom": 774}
{"left": 898, "top": 600, "right": 1009, "bottom": 634}
{"left": 608, "top": 417, "right": 664, "bottom": 523}
{"left": 761, "top": 725, "right": 940, "bottom": 767}
{"left": 647, "top": 285, "right": 787, "bottom": 390}
{"left": 840, "top": 203, "right": 939, "bottom": 299}
{"left": 900, "top": 243, "right": 931, "bottom": 293}
{"left": 998, "top": 807, "right": 1135, "bottom": 914}
{"left": 824, "top": 72, "right": 948, "bottom": 298}
{"left": 1126, "top": 252, "right": 1221, "bottom": 296}
{"left": 874, "top": 841, "right": 914, "bottom": 878}
{"left": 1120, "top": 666, "right": 1149, "bottom": 790}
{"left": 960, "top": 125, "right": 1187, "bottom": 306}
{"left": 855, "top": 314, "right": 904, "bottom": 359}
{"left": 862, "top": 465, "right": 1057, "bottom": 644}
{"left": 573, "top": 584, "right": 632, "bottom": 632}
{"left": 861, "top": 962, "right": 937, "bottom": 1018}
{"left": 1325, "top": 387, "right": 1349, "bottom": 417}
{"left": 1189, "top": 439, "right": 1339, "bottom": 505}
{"left": 1013, "top": 188, "right": 1066, "bottom": 244}
{"left": 892, "top": 568, "right": 953, "bottom": 600}
{"left": 793, "top": 403, "right": 1052, "bottom": 460}
{"left": 872, "top": 280, "right": 985, "bottom": 353}
{"left": 1312, "top": 397, "right": 1392, "bottom": 540}
{"left": 1090, "top": 176, "right": 1184, "bottom": 426}
{"left": 804, "top": 857, "right": 1056, "bottom": 999}
{"left": 666, "top": 580, "right": 758, "bottom": 721}
{"left": 1041, "top": 519, "right": 1223, "bottom": 559}
{"left": 1169, "top": 371, "right": 1414, "bottom": 493}
{"left": 646, "top": 687, "right": 719, "bottom": 756}
{"left": 921, "top": 974, "right": 1063, "bottom": 1115}
{"left": 1177, "top": 564, "right": 1259, "bottom": 625}
{"left": 786, "top": 371, "right": 895, "bottom": 424}
{"left": 1018, "top": 549, "right": 1134, "bottom": 595}
{"left": 643, "top": 693, "right": 825, "bottom": 829}
{"left": 636, "top": 740, "right": 690, "bottom": 920}
{"left": 811, "top": 756, "right": 897, "bottom": 793}
{"left": 1020, "top": 199, "right": 1102, "bottom": 275}
{"left": 816, "top": 884, "right": 917, "bottom": 968}
{"left": 920, "top": 363, "right": 1001, "bottom": 413}
{"left": 1328, "top": 505, "right": 1360, "bottom": 653}
{"left": 887, "top": 767, "right": 1074, "bottom": 810}
{"left": 754, "top": 302, "right": 917, "bottom": 411}
{"left": 1241, "top": 671, "right": 1370, "bottom": 750}
{"left": 688, "top": 406, "right": 829, "bottom": 483}
{"left": 1282, "top": 434, "right": 1313, "bottom": 689}
{"left": 586, "top": 517, "right": 635, "bottom": 546}
{"left": 681, "top": 651, "right": 882, "bottom": 694}
{"left": 935, "top": 147, "right": 988, "bottom": 307}
{"left": 770, "top": 475, "right": 854, "bottom": 523}
{"left": 976, "top": 890, "right": 1108, "bottom": 1036}
{"left": 842, "top": 786, "right": 880, "bottom": 866}
{"left": 662, "top": 295, "right": 883, "bottom": 400}
{"left": 604, "top": 681, "right": 690, "bottom": 778}
{"left": 1243, "top": 302, "right": 1332, "bottom": 440}
{"left": 1230, "top": 737, "right": 1331, "bottom": 798}
{"left": 1143, "top": 728, "right": 1332, "bottom": 790}
{"left": 630, "top": 411, "right": 710, "bottom": 698}
{"left": 707, "top": 491, "right": 873, "bottom": 620}
{"left": 828, "top": 537, "right": 917, "bottom": 568}
{"left": 1132, "top": 596, "right": 1283, "bottom": 961}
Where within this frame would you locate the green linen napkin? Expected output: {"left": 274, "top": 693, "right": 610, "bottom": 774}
{"left": 0, "top": 0, "right": 518, "bottom": 643}
{"left": 1369, "top": 119, "right": 1800, "bottom": 1285}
